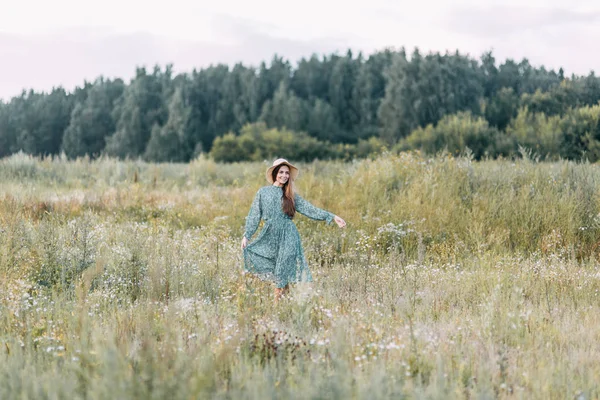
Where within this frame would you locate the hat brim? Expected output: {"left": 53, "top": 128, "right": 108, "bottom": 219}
{"left": 266, "top": 161, "right": 299, "bottom": 184}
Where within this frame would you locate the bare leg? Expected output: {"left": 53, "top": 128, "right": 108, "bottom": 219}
{"left": 274, "top": 284, "right": 290, "bottom": 301}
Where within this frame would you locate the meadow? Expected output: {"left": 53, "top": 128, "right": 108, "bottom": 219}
{"left": 1, "top": 151, "right": 600, "bottom": 399}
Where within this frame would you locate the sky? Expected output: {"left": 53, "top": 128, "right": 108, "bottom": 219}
{"left": 1, "top": 0, "right": 599, "bottom": 100}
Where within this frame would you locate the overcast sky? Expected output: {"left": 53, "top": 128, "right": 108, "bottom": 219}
{"left": 1, "top": 0, "right": 599, "bottom": 100}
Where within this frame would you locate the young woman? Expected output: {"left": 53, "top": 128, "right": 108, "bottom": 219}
{"left": 241, "top": 158, "right": 346, "bottom": 300}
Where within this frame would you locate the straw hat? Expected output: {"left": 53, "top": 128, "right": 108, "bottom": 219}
{"left": 266, "top": 158, "right": 299, "bottom": 184}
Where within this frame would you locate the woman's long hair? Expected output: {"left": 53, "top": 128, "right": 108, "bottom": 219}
{"left": 272, "top": 165, "right": 295, "bottom": 218}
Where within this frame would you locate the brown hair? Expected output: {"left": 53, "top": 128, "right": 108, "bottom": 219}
{"left": 272, "top": 165, "right": 295, "bottom": 218}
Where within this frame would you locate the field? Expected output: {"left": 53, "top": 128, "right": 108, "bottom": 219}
{"left": 1, "top": 151, "right": 600, "bottom": 399}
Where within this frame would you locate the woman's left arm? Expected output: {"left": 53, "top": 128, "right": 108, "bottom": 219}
{"left": 295, "top": 194, "right": 345, "bottom": 227}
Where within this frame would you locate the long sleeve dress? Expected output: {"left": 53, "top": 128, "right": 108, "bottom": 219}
{"left": 243, "top": 185, "right": 335, "bottom": 288}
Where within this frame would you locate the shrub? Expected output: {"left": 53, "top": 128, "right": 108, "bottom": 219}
{"left": 396, "top": 112, "right": 511, "bottom": 159}
{"left": 506, "top": 107, "right": 563, "bottom": 159}
{"left": 209, "top": 123, "right": 386, "bottom": 163}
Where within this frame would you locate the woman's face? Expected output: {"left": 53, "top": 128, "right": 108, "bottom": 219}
{"left": 275, "top": 165, "right": 290, "bottom": 186}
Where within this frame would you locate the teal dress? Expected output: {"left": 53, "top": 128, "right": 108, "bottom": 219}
{"left": 243, "top": 185, "right": 335, "bottom": 288}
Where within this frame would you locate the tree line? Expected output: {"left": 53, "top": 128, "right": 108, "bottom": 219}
{"left": 1, "top": 48, "right": 600, "bottom": 162}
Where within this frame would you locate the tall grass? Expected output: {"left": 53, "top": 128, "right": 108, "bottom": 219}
{"left": 1, "top": 151, "right": 600, "bottom": 398}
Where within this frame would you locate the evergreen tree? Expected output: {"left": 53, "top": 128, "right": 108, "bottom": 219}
{"left": 379, "top": 49, "right": 485, "bottom": 144}
{"left": 257, "top": 55, "right": 292, "bottom": 108}
{"left": 259, "top": 82, "right": 309, "bottom": 133}
{"left": 480, "top": 51, "right": 499, "bottom": 98}
{"left": 306, "top": 99, "right": 340, "bottom": 141}
{"left": 103, "top": 90, "right": 145, "bottom": 158}
{"left": 328, "top": 50, "right": 362, "bottom": 141}
{"left": 354, "top": 50, "right": 394, "bottom": 139}
{"left": 62, "top": 78, "right": 125, "bottom": 158}
{"left": 485, "top": 87, "right": 519, "bottom": 130}
{"left": 144, "top": 87, "right": 192, "bottom": 162}
{"left": 378, "top": 50, "right": 413, "bottom": 143}
{"left": 187, "top": 64, "right": 230, "bottom": 153}
{"left": 13, "top": 88, "right": 72, "bottom": 156}
{"left": 0, "top": 102, "right": 17, "bottom": 157}
{"left": 291, "top": 54, "right": 326, "bottom": 100}
{"left": 105, "top": 66, "right": 170, "bottom": 158}
{"left": 220, "top": 64, "right": 259, "bottom": 131}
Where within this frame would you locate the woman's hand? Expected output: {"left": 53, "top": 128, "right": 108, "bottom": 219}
{"left": 241, "top": 236, "right": 248, "bottom": 250}
{"left": 334, "top": 215, "right": 346, "bottom": 228}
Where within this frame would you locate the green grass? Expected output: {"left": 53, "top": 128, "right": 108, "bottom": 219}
{"left": 1, "top": 151, "right": 600, "bottom": 399}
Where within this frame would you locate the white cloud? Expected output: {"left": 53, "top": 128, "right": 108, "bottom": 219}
{"left": 443, "top": 5, "right": 600, "bottom": 37}
{"left": 0, "top": 17, "right": 350, "bottom": 99}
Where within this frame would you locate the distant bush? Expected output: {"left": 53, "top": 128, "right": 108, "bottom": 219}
{"left": 396, "top": 112, "right": 512, "bottom": 159}
{"left": 208, "top": 105, "right": 600, "bottom": 163}
{"left": 506, "top": 103, "right": 600, "bottom": 161}
{"left": 334, "top": 137, "right": 388, "bottom": 160}
{"left": 210, "top": 122, "right": 386, "bottom": 162}
{"left": 208, "top": 133, "right": 245, "bottom": 163}
{"left": 505, "top": 107, "right": 563, "bottom": 159}
{"left": 561, "top": 103, "right": 600, "bottom": 161}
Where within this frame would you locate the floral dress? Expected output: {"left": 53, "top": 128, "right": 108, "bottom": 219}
{"left": 243, "top": 185, "right": 334, "bottom": 288}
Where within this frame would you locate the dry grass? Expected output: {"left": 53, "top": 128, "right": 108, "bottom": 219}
{"left": 1, "top": 151, "right": 600, "bottom": 399}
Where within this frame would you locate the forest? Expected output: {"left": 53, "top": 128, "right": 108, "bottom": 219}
{"left": 1, "top": 48, "right": 599, "bottom": 162}
{"left": 4, "top": 46, "right": 600, "bottom": 398}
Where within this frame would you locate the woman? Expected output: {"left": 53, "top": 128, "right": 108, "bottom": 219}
{"left": 241, "top": 158, "right": 346, "bottom": 300}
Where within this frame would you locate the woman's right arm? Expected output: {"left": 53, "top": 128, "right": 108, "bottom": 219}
{"left": 243, "top": 189, "right": 262, "bottom": 242}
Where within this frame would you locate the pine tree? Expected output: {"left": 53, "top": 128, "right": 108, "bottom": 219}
{"left": 328, "top": 50, "right": 361, "bottom": 141}
{"left": 257, "top": 55, "right": 292, "bottom": 107}
{"left": 187, "top": 64, "right": 230, "bottom": 153}
{"left": 259, "top": 82, "right": 308, "bottom": 132}
{"left": 105, "top": 66, "right": 169, "bottom": 158}
{"left": 13, "top": 88, "right": 72, "bottom": 156}
{"left": 378, "top": 50, "right": 412, "bottom": 144}
{"left": 144, "top": 87, "right": 192, "bottom": 162}
{"left": 0, "top": 103, "right": 17, "bottom": 157}
{"left": 62, "top": 78, "right": 124, "bottom": 158}
{"left": 354, "top": 50, "right": 394, "bottom": 139}
{"left": 306, "top": 99, "right": 339, "bottom": 141}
